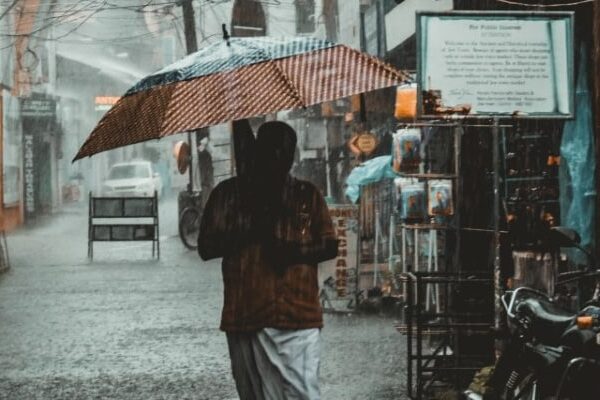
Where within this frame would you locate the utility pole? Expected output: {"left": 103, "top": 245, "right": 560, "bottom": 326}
{"left": 180, "top": 0, "right": 212, "bottom": 210}
{"left": 181, "top": 0, "right": 197, "bottom": 192}
{"left": 181, "top": 0, "right": 198, "bottom": 54}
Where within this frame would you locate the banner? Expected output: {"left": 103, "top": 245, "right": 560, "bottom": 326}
{"left": 319, "top": 205, "right": 359, "bottom": 311}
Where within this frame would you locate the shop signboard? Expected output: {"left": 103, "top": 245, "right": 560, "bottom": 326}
{"left": 22, "top": 133, "right": 35, "bottom": 218}
{"left": 21, "top": 97, "right": 56, "bottom": 118}
{"left": 319, "top": 205, "right": 359, "bottom": 311}
{"left": 95, "top": 96, "right": 120, "bottom": 112}
{"left": 417, "top": 11, "right": 574, "bottom": 119}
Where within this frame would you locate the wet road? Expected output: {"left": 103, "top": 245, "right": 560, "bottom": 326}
{"left": 0, "top": 196, "right": 407, "bottom": 399}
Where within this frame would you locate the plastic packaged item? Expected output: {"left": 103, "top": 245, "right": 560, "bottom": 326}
{"left": 428, "top": 179, "right": 453, "bottom": 216}
{"left": 392, "top": 128, "right": 421, "bottom": 173}
{"left": 394, "top": 84, "right": 417, "bottom": 121}
{"left": 173, "top": 141, "right": 191, "bottom": 174}
{"left": 395, "top": 178, "right": 426, "bottom": 220}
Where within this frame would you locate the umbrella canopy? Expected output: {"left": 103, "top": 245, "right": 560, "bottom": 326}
{"left": 74, "top": 36, "right": 409, "bottom": 161}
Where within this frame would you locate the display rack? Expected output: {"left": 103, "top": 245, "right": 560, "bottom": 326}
{"left": 393, "top": 121, "right": 505, "bottom": 399}
{"left": 397, "top": 122, "right": 461, "bottom": 297}
{"left": 399, "top": 271, "right": 494, "bottom": 400}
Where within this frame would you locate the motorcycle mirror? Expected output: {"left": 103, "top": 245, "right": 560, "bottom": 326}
{"left": 550, "top": 226, "right": 581, "bottom": 247}
{"left": 551, "top": 226, "right": 596, "bottom": 269}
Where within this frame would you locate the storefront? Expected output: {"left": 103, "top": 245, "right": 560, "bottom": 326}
{"left": 353, "top": 3, "right": 600, "bottom": 397}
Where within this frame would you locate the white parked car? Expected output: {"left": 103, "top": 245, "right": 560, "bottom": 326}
{"left": 102, "top": 161, "right": 162, "bottom": 198}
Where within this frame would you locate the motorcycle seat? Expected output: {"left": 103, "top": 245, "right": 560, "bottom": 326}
{"left": 516, "top": 297, "right": 576, "bottom": 345}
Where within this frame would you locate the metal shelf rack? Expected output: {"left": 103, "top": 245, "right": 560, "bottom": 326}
{"left": 399, "top": 271, "right": 494, "bottom": 400}
{"left": 392, "top": 121, "right": 502, "bottom": 399}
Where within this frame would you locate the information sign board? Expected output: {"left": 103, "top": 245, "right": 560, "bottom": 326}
{"left": 417, "top": 11, "right": 574, "bottom": 118}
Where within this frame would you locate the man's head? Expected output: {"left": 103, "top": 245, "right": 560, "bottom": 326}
{"left": 256, "top": 121, "right": 297, "bottom": 178}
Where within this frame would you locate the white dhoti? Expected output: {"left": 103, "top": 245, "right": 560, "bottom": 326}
{"left": 226, "top": 328, "right": 321, "bottom": 400}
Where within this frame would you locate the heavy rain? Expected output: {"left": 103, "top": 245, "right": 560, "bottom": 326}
{"left": 1, "top": 1, "right": 600, "bottom": 400}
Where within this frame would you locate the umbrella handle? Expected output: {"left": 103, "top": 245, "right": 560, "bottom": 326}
{"left": 222, "top": 24, "right": 230, "bottom": 46}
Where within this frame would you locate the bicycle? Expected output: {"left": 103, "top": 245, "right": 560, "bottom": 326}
{"left": 178, "top": 190, "right": 203, "bottom": 250}
{"left": 0, "top": 230, "right": 10, "bottom": 272}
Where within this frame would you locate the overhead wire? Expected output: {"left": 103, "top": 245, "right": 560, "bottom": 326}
{"left": 0, "top": 0, "right": 309, "bottom": 52}
{"left": 0, "top": 0, "right": 99, "bottom": 51}
{"left": 0, "top": 0, "right": 18, "bottom": 22}
{"left": 1, "top": 0, "right": 100, "bottom": 37}
{"left": 49, "top": 0, "right": 109, "bottom": 42}
{"left": 495, "top": 0, "right": 597, "bottom": 6}
{"left": 0, "top": 0, "right": 172, "bottom": 39}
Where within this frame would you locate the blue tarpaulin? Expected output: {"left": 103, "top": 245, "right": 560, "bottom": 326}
{"left": 560, "top": 45, "right": 596, "bottom": 262}
{"left": 345, "top": 155, "right": 397, "bottom": 203}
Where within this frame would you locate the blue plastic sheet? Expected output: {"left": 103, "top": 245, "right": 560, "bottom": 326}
{"left": 560, "top": 45, "right": 596, "bottom": 262}
{"left": 345, "top": 155, "right": 397, "bottom": 203}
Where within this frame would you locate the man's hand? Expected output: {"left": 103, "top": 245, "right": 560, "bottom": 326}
{"left": 269, "top": 237, "right": 339, "bottom": 268}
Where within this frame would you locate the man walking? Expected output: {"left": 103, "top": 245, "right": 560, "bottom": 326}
{"left": 198, "top": 120, "right": 338, "bottom": 399}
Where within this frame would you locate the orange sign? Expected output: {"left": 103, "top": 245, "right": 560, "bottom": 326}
{"left": 95, "top": 96, "right": 120, "bottom": 111}
{"left": 348, "top": 132, "right": 378, "bottom": 155}
{"left": 173, "top": 141, "right": 191, "bottom": 174}
{"left": 95, "top": 96, "right": 120, "bottom": 105}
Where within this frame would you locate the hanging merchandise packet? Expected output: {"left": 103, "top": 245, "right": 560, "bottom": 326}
{"left": 392, "top": 128, "right": 421, "bottom": 173}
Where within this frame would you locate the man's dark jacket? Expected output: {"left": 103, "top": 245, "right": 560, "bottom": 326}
{"left": 198, "top": 176, "right": 338, "bottom": 332}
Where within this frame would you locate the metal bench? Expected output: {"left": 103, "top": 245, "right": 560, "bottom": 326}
{"left": 88, "top": 191, "right": 160, "bottom": 260}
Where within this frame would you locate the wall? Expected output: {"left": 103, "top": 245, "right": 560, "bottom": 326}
{"left": 0, "top": 5, "right": 24, "bottom": 231}
{"left": 198, "top": 0, "right": 325, "bottom": 40}
{"left": 0, "top": 90, "right": 24, "bottom": 231}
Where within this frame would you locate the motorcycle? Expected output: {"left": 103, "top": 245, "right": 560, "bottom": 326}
{"left": 484, "top": 227, "right": 600, "bottom": 400}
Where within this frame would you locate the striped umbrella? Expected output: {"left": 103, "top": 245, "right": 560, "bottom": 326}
{"left": 74, "top": 36, "right": 409, "bottom": 161}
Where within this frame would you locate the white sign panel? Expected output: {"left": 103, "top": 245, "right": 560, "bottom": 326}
{"left": 2, "top": 90, "right": 21, "bottom": 206}
{"left": 418, "top": 12, "right": 574, "bottom": 118}
{"left": 338, "top": 0, "right": 361, "bottom": 49}
{"left": 385, "top": 0, "right": 453, "bottom": 52}
{"left": 364, "top": 4, "right": 379, "bottom": 57}
{"left": 319, "top": 205, "right": 358, "bottom": 311}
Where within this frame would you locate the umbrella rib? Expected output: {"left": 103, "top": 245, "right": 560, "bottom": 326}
{"left": 269, "top": 57, "right": 307, "bottom": 109}
{"left": 243, "top": 42, "right": 307, "bottom": 110}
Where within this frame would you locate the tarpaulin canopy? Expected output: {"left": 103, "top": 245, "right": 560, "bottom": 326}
{"left": 345, "top": 155, "right": 397, "bottom": 203}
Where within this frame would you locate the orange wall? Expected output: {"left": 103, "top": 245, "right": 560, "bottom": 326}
{"left": 2, "top": 205, "right": 23, "bottom": 232}
{"left": 0, "top": 90, "right": 24, "bottom": 232}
